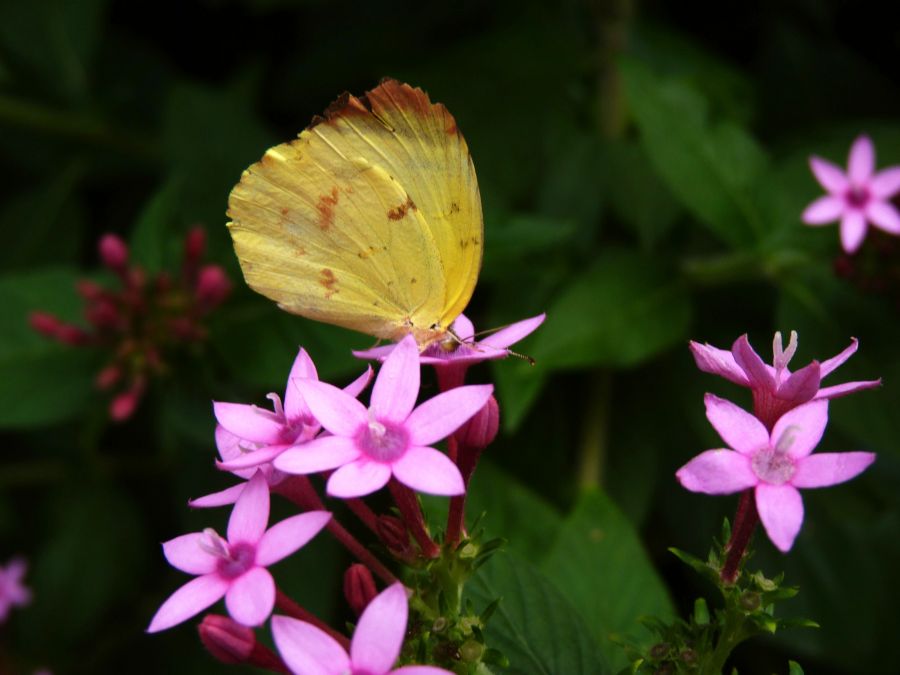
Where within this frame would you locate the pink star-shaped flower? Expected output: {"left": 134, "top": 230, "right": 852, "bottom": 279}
{"left": 690, "top": 331, "right": 879, "bottom": 429}
{"left": 0, "top": 557, "right": 32, "bottom": 623}
{"left": 272, "top": 582, "right": 452, "bottom": 675}
{"left": 147, "top": 472, "right": 330, "bottom": 632}
{"left": 677, "top": 395, "right": 875, "bottom": 552}
{"left": 802, "top": 134, "right": 900, "bottom": 253}
{"left": 273, "top": 334, "right": 493, "bottom": 498}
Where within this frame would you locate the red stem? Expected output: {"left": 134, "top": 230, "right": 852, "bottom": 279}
{"left": 275, "top": 589, "right": 350, "bottom": 650}
{"left": 720, "top": 489, "right": 759, "bottom": 584}
{"left": 345, "top": 498, "right": 380, "bottom": 534}
{"left": 389, "top": 479, "right": 440, "bottom": 558}
{"left": 445, "top": 436, "right": 466, "bottom": 547}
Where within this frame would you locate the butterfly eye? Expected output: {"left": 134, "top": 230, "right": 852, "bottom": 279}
{"left": 429, "top": 322, "right": 441, "bottom": 331}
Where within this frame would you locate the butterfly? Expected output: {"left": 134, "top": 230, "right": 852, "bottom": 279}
{"left": 226, "top": 79, "right": 483, "bottom": 347}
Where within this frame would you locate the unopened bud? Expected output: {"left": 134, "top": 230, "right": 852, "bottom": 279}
{"left": 109, "top": 379, "right": 145, "bottom": 421}
{"left": 376, "top": 515, "right": 411, "bottom": 555}
{"left": 198, "top": 614, "right": 255, "bottom": 664}
{"left": 195, "top": 265, "right": 231, "bottom": 309}
{"left": 29, "top": 312, "right": 61, "bottom": 337}
{"left": 56, "top": 324, "right": 90, "bottom": 346}
{"left": 184, "top": 226, "right": 206, "bottom": 263}
{"left": 456, "top": 395, "right": 499, "bottom": 451}
{"left": 649, "top": 643, "right": 671, "bottom": 660}
{"left": 95, "top": 364, "right": 122, "bottom": 390}
{"left": 76, "top": 280, "right": 104, "bottom": 301}
{"left": 98, "top": 234, "right": 128, "bottom": 271}
{"left": 739, "top": 591, "right": 761, "bottom": 612}
{"left": 460, "top": 639, "right": 484, "bottom": 663}
{"left": 343, "top": 564, "right": 377, "bottom": 616}
{"left": 85, "top": 299, "right": 120, "bottom": 329}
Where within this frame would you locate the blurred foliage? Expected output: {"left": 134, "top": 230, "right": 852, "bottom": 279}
{"left": 1, "top": 0, "right": 899, "bottom": 673}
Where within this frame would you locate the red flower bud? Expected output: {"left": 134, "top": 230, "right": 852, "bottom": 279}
{"left": 56, "top": 324, "right": 90, "bottom": 346}
{"left": 456, "top": 395, "right": 499, "bottom": 451}
{"left": 184, "top": 226, "right": 206, "bottom": 263}
{"left": 109, "top": 379, "right": 145, "bottom": 421}
{"left": 343, "top": 564, "right": 377, "bottom": 616}
{"left": 95, "top": 364, "right": 122, "bottom": 390}
{"left": 98, "top": 234, "right": 128, "bottom": 271}
{"left": 29, "top": 312, "right": 61, "bottom": 337}
{"left": 85, "top": 299, "right": 120, "bottom": 330}
{"left": 376, "top": 515, "right": 411, "bottom": 556}
{"left": 198, "top": 614, "right": 255, "bottom": 664}
{"left": 76, "top": 280, "right": 104, "bottom": 301}
{"left": 195, "top": 265, "right": 231, "bottom": 309}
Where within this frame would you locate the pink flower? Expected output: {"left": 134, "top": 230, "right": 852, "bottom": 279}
{"left": 0, "top": 557, "right": 32, "bottom": 622}
{"left": 677, "top": 395, "right": 875, "bottom": 552}
{"left": 690, "top": 331, "right": 879, "bottom": 430}
{"left": 802, "top": 134, "right": 900, "bottom": 253}
{"left": 147, "top": 472, "right": 330, "bottom": 632}
{"left": 272, "top": 582, "right": 451, "bottom": 675}
{"left": 274, "top": 335, "right": 493, "bottom": 498}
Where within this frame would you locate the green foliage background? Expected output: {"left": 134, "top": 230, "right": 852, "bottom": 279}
{"left": 1, "top": 1, "right": 898, "bottom": 673}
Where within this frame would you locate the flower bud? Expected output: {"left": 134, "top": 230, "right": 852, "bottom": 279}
{"left": 456, "top": 395, "right": 499, "bottom": 451}
{"left": 95, "top": 364, "right": 122, "bottom": 390}
{"left": 29, "top": 312, "right": 60, "bottom": 337}
{"left": 76, "top": 280, "right": 104, "bottom": 301}
{"left": 184, "top": 226, "right": 206, "bottom": 263}
{"left": 56, "top": 324, "right": 90, "bottom": 346}
{"left": 343, "top": 564, "right": 377, "bottom": 616}
{"left": 376, "top": 515, "right": 411, "bottom": 555}
{"left": 195, "top": 265, "right": 231, "bottom": 309}
{"left": 98, "top": 234, "right": 128, "bottom": 271}
{"left": 198, "top": 614, "right": 255, "bottom": 664}
{"left": 109, "top": 379, "right": 145, "bottom": 421}
{"left": 85, "top": 299, "right": 120, "bottom": 330}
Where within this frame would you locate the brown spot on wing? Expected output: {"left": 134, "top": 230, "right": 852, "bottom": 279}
{"left": 387, "top": 196, "right": 416, "bottom": 221}
{"left": 316, "top": 187, "right": 340, "bottom": 230}
{"left": 449, "top": 202, "right": 460, "bottom": 214}
{"left": 319, "top": 268, "right": 338, "bottom": 299}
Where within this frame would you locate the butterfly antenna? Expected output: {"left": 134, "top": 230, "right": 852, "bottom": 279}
{"left": 507, "top": 349, "right": 536, "bottom": 366}
{"left": 449, "top": 325, "right": 536, "bottom": 365}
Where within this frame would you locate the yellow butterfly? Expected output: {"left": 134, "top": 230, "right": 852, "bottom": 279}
{"left": 226, "top": 79, "right": 483, "bottom": 347}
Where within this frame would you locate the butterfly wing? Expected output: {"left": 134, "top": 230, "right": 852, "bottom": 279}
{"left": 227, "top": 79, "right": 483, "bottom": 341}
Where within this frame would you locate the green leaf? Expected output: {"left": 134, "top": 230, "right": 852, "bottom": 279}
{"left": 533, "top": 250, "right": 690, "bottom": 369}
{"left": 467, "top": 552, "right": 609, "bottom": 675}
{"left": 621, "top": 58, "right": 769, "bottom": 247}
{"left": 542, "top": 489, "right": 674, "bottom": 669}
{"left": 788, "top": 661, "right": 805, "bottom": 675}
{"left": 129, "top": 176, "right": 185, "bottom": 274}
{"left": 492, "top": 357, "right": 547, "bottom": 433}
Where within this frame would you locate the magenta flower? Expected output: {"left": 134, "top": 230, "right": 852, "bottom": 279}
{"left": 274, "top": 335, "right": 493, "bottom": 498}
{"left": 690, "top": 331, "right": 879, "bottom": 430}
{"left": 677, "top": 395, "right": 875, "bottom": 551}
{"left": 214, "top": 348, "right": 372, "bottom": 472}
{"left": 802, "top": 134, "right": 900, "bottom": 253}
{"left": 272, "top": 582, "right": 452, "bottom": 675}
{"left": 147, "top": 472, "right": 330, "bottom": 632}
{"left": 0, "top": 557, "right": 32, "bottom": 622}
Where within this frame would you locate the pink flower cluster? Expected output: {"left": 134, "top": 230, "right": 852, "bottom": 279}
{"left": 147, "top": 315, "right": 542, "bottom": 672}
{"left": 30, "top": 229, "right": 231, "bottom": 420}
{"left": 679, "top": 332, "right": 878, "bottom": 552}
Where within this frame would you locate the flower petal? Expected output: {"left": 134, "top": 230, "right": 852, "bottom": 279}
{"left": 809, "top": 156, "right": 848, "bottom": 193}
{"left": 225, "top": 566, "right": 275, "bottom": 627}
{"left": 273, "top": 436, "right": 361, "bottom": 475}
{"left": 703, "top": 394, "right": 769, "bottom": 455}
{"left": 820, "top": 338, "right": 858, "bottom": 378}
{"left": 343, "top": 365, "right": 374, "bottom": 399}
{"left": 213, "top": 402, "right": 284, "bottom": 444}
{"left": 791, "top": 452, "right": 876, "bottom": 488}
{"left": 392, "top": 447, "right": 466, "bottom": 496}
{"left": 257, "top": 511, "right": 332, "bottom": 567}
{"left": 406, "top": 384, "right": 494, "bottom": 447}
{"left": 815, "top": 378, "right": 881, "bottom": 399}
{"left": 284, "top": 348, "right": 319, "bottom": 420}
{"left": 352, "top": 344, "right": 397, "bottom": 361}
{"left": 217, "top": 444, "right": 289, "bottom": 471}
{"left": 840, "top": 210, "right": 867, "bottom": 253}
{"left": 272, "top": 615, "right": 350, "bottom": 675}
{"left": 393, "top": 668, "right": 456, "bottom": 675}
{"left": 848, "top": 135, "right": 875, "bottom": 184}
{"left": 870, "top": 166, "right": 900, "bottom": 198}
{"left": 162, "top": 533, "right": 217, "bottom": 575}
{"left": 295, "top": 379, "right": 368, "bottom": 437}
{"left": 450, "top": 314, "right": 476, "bottom": 341}
{"left": 771, "top": 400, "right": 828, "bottom": 459}
{"left": 227, "top": 471, "right": 269, "bottom": 545}
{"left": 731, "top": 335, "right": 775, "bottom": 391}
{"left": 689, "top": 341, "right": 750, "bottom": 386}
{"left": 755, "top": 484, "right": 804, "bottom": 552}
{"left": 801, "top": 195, "right": 845, "bottom": 225}
{"left": 351, "top": 582, "right": 407, "bottom": 674}
{"left": 479, "top": 313, "right": 546, "bottom": 350}
{"left": 326, "top": 460, "right": 392, "bottom": 498}
{"left": 189, "top": 483, "right": 246, "bottom": 508}
{"left": 675, "top": 450, "right": 757, "bottom": 494}
{"left": 371, "top": 335, "right": 420, "bottom": 423}
{"left": 776, "top": 361, "right": 820, "bottom": 406}
{"left": 146, "top": 574, "right": 228, "bottom": 633}
{"left": 866, "top": 200, "right": 900, "bottom": 234}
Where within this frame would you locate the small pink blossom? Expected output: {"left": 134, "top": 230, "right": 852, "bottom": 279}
{"left": 272, "top": 582, "right": 452, "bottom": 675}
{"left": 0, "top": 557, "right": 32, "bottom": 622}
{"left": 677, "top": 395, "right": 875, "bottom": 552}
{"left": 274, "top": 335, "right": 493, "bottom": 498}
{"left": 148, "top": 472, "right": 330, "bottom": 632}
{"left": 690, "top": 331, "right": 879, "bottom": 429}
{"left": 802, "top": 134, "right": 900, "bottom": 253}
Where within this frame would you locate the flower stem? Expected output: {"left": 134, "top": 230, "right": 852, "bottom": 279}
{"left": 721, "top": 490, "right": 759, "bottom": 584}
{"left": 577, "top": 371, "right": 611, "bottom": 489}
{"left": 700, "top": 604, "right": 746, "bottom": 675}
{"left": 275, "top": 588, "right": 351, "bottom": 650}
{"left": 445, "top": 436, "right": 467, "bottom": 548}
{"left": 389, "top": 479, "right": 440, "bottom": 559}
{"left": 277, "top": 477, "right": 398, "bottom": 584}
{"left": 345, "top": 498, "right": 380, "bottom": 534}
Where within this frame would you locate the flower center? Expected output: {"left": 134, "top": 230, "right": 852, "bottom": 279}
{"left": 358, "top": 415, "right": 408, "bottom": 463}
{"left": 751, "top": 427, "right": 798, "bottom": 485}
{"left": 845, "top": 185, "right": 870, "bottom": 209}
{"left": 198, "top": 529, "right": 256, "bottom": 580}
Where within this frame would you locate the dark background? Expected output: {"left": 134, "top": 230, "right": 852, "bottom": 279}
{"left": 1, "top": 0, "right": 899, "bottom": 673}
